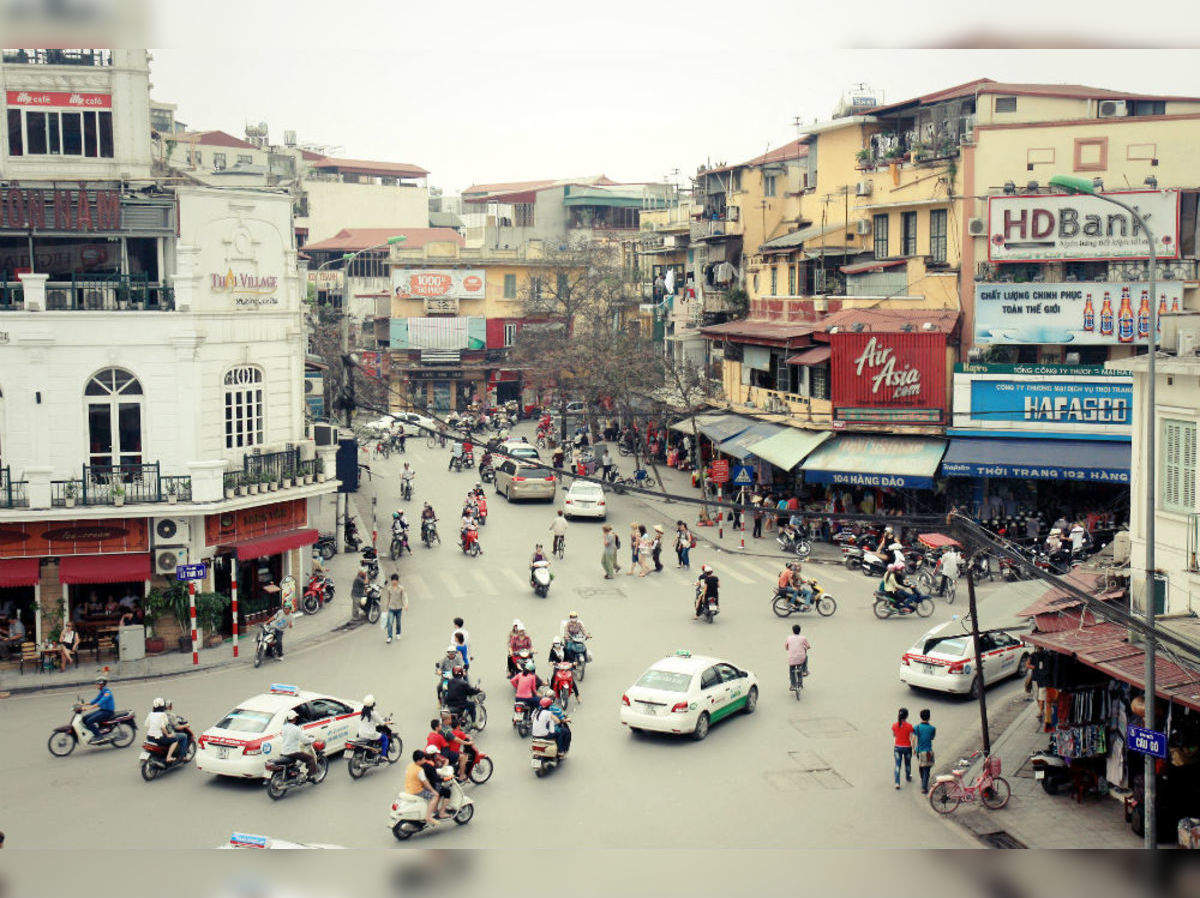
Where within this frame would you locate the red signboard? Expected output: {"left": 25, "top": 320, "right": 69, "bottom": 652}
{"left": 709, "top": 459, "right": 730, "bottom": 483}
{"left": 0, "top": 517, "right": 149, "bottom": 559}
{"left": 830, "top": 332, "right": 947, "bottom": 425}
{"left": 6, "top": 89, "right": 112, "bottom": 108}
{"left": 205, "top": 499, "right": 307, "bottom": 547}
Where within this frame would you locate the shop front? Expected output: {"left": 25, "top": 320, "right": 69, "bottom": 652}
{"left": 799, "top": 434, "right": 948, "bottom": 515}
{"left": 746, "top": 428, "right": 832, "bottom": 491}
{"left": 714, "top": 422, "right": 787, "bottom": 487}
{"left": 205, "top": 499, "right": 316, "bottom": 627}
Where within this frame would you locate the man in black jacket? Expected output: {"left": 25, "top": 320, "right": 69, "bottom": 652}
{"left": 442, "top": 667, "right": 482, "bottom": 726}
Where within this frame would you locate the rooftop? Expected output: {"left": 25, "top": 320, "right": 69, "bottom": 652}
{"left": 300, "top": 227, "right": 464, "bottom": 254}
{"left": 815, "top": 307, "right": 960, "bottom": 336}
{"left": 462, "top": 175, "right": 618, "bottom": 204}
{"left": 704, "top": 138, "right": 810, "bottom": 175}
{"left": 307, "top": 156, "right": 428, "bottom": 179}
{"left": 175, "top": 130, "right": 258, "bottom": 150}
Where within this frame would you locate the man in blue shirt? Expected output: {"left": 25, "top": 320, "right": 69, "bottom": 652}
{"left": 914, "top": 708, "right": 937, "bottom": 794}
{"left": 81, "top": 676, "right": 115, "bottom": 740}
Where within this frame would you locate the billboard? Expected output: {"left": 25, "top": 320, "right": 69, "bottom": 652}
{"left": 986, "top": 190, "right": 1179, "bottom": 262}
{"left": 392, "top": 269, "right": 485, "bottom": 301}
{"left": 830, "top": 332, "right": 947, "bottom": 425}
{"left": 974, "top": 281, "right": 1182, "bottom": 345}
{"left": 389, "top": 317, "right": 487, "bottom": 350}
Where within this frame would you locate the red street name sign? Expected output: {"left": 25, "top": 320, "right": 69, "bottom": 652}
{"left": 709, "top": 459, "right": 730, "bottom": 483}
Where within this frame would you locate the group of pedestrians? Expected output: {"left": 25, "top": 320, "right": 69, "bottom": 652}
{"left": 891, "top": 707, "right": 938, "bottom": 793}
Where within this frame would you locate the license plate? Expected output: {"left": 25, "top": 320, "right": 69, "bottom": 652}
{"left": 922, "top": 664, "right": 935, "bottom": 674}
{"left": 530, "top": 759, "right": 541, "bottom": 769}
{"left": 218, "top": 747, "right": 230, "bottom": 760}
{"left": 1035, "top": 770, "right": 1045, "bottom": 780}
{"left": 639, "top": 705, "right": 658, "bottom": 715}
{"left": 138, "top": 751, "right": 149, "bottom": 760}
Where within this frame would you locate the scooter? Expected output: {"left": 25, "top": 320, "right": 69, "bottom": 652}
{"left": 770, "top": 583, "right": 838, "bottom": 618}
{"left": 313, "top": 533, "right": 337, "bottom": 560}
{"left": 512, "top": 701, "right": 533, "bottom": 738}
{"left": 139, "top": 717, "right": 196, "bottom": 781}
{"left": 776, "top": 532, "right": 812, "bottom": 560}
{"left": 475, "top": 497, "right": 488, "bottom": 526}
{"left": 872, "top": 590, "right": 935, "bottom": 619}
{"left": 344, "top": 519, "right": 362, "bottom": 553}
{"left": 346, "top": 719, "right": 403, "bottom": 779}
{"left": 360, "top": 547, "right": 380, "bottom": 581}
{"left": 565, "top": 637, "right": 589, "bottom": 681}
{"left": 252, "top": 625, "right": 281, "bottom": 668}
{"left": 358, "top": 583, "right": 382, "bottom": 624}
{"left": 47, "top": 701, "right": 137, "bottom": 757}
{"left": 550, "top": 662, "right": 578, "bottom": 711}
{"left": 860, "top": 549, "right": 892, "bottom": 578}
{"left": 460, "top": 528, "right": 482, "bottom": 557}
{"left": 531, "top": 724, "right": 569, "bottom": 777}
{"left": 421, "top": 519, "right": 440, "bottom": 548}
{"left": 507, "top": 647, "right": 533, "bottom": 677}
{"left": 531, "top": 560, "right": 552, "bottom": 597}
{"left": 301, "top": 572, "right": 335, "bottom": 615}
{"left": 389, "top": 772, "right": 474, "bottom": 839}
{"left": 444, "top": 687, "right": 488, "bottom": 734}
{"left": 480, "top": 464, "right": 495, "bottom": 484}
{"left": 264, "top": 740, "right": 328, "bottom": 800}
{"left": 1029, "top": 749, "right": 1073, "bottom": 795}
{"left": 400, "top": 478, "right": 413, "bottom": 501}
{"left": 389, "top": 528, "right": 411, "bottom": 561}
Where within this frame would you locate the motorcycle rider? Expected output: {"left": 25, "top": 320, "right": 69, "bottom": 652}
{"left": 507, "top": 620, "right": 532, "bottom": 675}
{"left": 440, "top": 709, "right": 480, "bottom": 775}
{"left": 549, "top": 653, "right": 582, "bottom": 704}
{"left": 694, "top": 564, "right": 720, "bottom": 618}
{"left": 420, "top": 502, "right": 438, "bottom": 542}
{"left": 877, "top": 525, "right": 895, "bottom": 555}
{"left": 267, "top": 602, "right": 291, "bottom": 657}
{"left": 510, "top": 661, "right": 544, "bottom": 714}
{"left": 532, "top": 695, "right": 559, "bottom": 748}
{"left": 81, "top": 675, "right": 116, "bottom": 741}
{"left": 357, "top": 694, "right": 389, "bottom": 759}
{"left": 278, "top": 709, "right": 317, "bottom": 781}
{"left": 883, "top": 562, "right": 918, "bottom": 608}
{"left": 144, "top": 696, "right": 183, "bottom": 763}
{"left": 400, "top": 461, "right": 415, "bottom": 496}
{"left": 548, "top": 510, "right": 568, "bottom": 556}
{"left": 448, "top": 440, "right": 463, "bottom": 471}
{"left": 547, "top": 636, "right": 567, "bottom": 666}
{"left": 436, "top": 645, "right": 459, "bottom": 694}
{"left": 443, "top": 666, "right": 483, "bottom": 727}
{"left": 530, "top": 543, "right": 551, "bottom": 587}
{"left": 789, "top": 562, "right": 816, "bottom": 606}
{"left": 559, "top": 612, "right": 590, "bottom": 665}
{"left": 460, "top": 514, "right": 479, "bottom": 552}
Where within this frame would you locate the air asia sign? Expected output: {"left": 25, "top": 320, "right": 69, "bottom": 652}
{"left": 987, "top": 190, "right": 1179, "bottom": 262}
{"left": 831, "top": 332, "right": 947, "bottom": 425}
{"left": 975, "top": 281, "right": 1181, "bottom": 345}
{"left": 210, "top": 269, "right": 280, "bottom": 306}
{"left": 393, "top": 269, "right": 485, "bottom": 302}
{"left": 951, "top": 365, "right": 1132, "bottom": 437}
{"left": 5, "top": 90, "right": 111, "bottom": 108}
{"left": 0, "top": 187, "right": 121, "bottom": 231}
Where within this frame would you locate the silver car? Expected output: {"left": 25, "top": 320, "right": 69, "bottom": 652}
{"left": 494, "top": 459, "right": 557, "bottom": 501}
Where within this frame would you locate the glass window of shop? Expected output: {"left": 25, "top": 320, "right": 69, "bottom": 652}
{"left": 211, "top": 554, "right": 284, "bottom": 624}
{"left": 0, "top": 585, "right": 36, "bottom": 646}
{"left": 0, "top": 235, "right": 161, "bottom": 283}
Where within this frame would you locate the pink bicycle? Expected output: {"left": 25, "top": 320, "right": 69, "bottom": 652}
{"left": 928, "top": 750, "right": 1011, "bottom": 814}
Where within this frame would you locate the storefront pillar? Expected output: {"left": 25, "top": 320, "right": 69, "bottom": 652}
{"left": 33, "top": 580, "right": 42, "bottom": 644}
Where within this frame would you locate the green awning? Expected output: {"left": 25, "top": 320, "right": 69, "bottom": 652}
{"left": 749, "top": 428, "right": 832, "bottom": 472}
{"left": 717, "top": 422, "right": 787, "bottom": 461}
{"left": 698, "top": 414, "right": 757, "bottom": 443}
{"left": 562, "top": 186, "right": 664, "bottom": 209}
{"left": 801, "top": 435, "right": 947, "bottom": 489}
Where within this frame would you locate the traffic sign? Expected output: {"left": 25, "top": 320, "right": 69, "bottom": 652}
{"left": 1127, "top": 724, "right": 1167, "bottom": 759}
{"left": 709, "top": 459, "right": 730, "bottom": 483}
{"left": 175, "top": 563, "right": 207, "bottom": 582}
{"left": 730, "top": 464, "right": 755, "bottom": 486}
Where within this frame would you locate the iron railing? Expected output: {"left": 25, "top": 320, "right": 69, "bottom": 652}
{"left": 0, "top": 282, "right": 22, "bottom": 310}
{"left": 50, "top": 463, "right": 191, "bottom": 506}
{"left": 161, "top": 475, "right": 192, "bottom": 503}
{"left": 243, "top": 447, "right": 302, "bottom": 488}
{"left": 2, "top": 48, "right": 113, "bottom": 66}
{"left": 1, "top": 466, "right": 28, "bottom": 508}
{"left": 1, "top": 278, "right": 174, "bottom": 312}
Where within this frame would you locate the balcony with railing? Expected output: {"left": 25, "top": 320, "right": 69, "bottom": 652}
{"left": 1, "top": 276, "right": 174, "bottom": 312}
{"left": 1, "top": 466, "right": 29, "bottom": 509}
{"left": 50, "top": 463, "right": 191, "bottom": 508}
{"left": 222, "top": 453, "right": 323, "bottom": 497}
{"left": 2, "top": 48, "right": 113, "bottom": 66}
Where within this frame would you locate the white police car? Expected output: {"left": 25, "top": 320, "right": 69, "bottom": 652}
{"left": 900, "top": 621, "right": 1029, "bottom": 697}
{"left": 195, "top": 684, "right": 361, "bottom": 779}
{"left": 620, "top": 650, "right": 758, "bottom": 740}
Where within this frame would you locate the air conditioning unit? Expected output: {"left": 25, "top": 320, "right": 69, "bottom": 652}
{"left": 1098, "top": 99, "right": 1128, "bottom": 118}
{"left": 855, "top": 181, "right": 872, "bottom": 197}
{"left": 968, "top": 217, "right": 987, "bottom": 236}
{"left": 304, "top": 374, "right": 323, "bottom": 395}
{"left": 726, "top": 206, "right": 740, "bottom": 222}
{"left": 854, "top": 219, "right": 872, "bottom": 235}
{"left": 154, "top": 517, "right": 190, "bottom": 546}
{"left": 154, "top": 547, "right": 188, "bottom": 576}
{"left": 313, "top": 422, "right": 338, "bottom": 446}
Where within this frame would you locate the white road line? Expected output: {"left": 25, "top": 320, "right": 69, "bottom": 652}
{"left": 403, "top": 573, "right": 431, "bottom": 599}
{"left": 470, "top": 568, "right": 497, "bottom": 594}
{"left": 719, "top": 562, "right": 756, "bottom": 584}
{"left": 499, "top": 568, "right": 528, "bottom": 590}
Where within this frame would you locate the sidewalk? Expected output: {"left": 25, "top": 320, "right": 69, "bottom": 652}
{"left": 0, "top": 496, "right": 374, "bottom": 697}
{"left": 938, "top": 692, "right": 1137, "bottom": 848}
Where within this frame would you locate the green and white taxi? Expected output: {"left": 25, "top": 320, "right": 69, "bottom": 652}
{"left": 620, "top": 650, "right": 758, "bottom": 740}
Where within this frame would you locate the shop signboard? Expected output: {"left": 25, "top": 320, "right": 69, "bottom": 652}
{"left": 6, "top": 89, "right": 111, "bottom": 108}
{"left": 830, "top": 332, "right": 947, "bottom": 425}
{"left": 986, "top": 190, "right": 1179, "bottom": 262}
{"left": 392, "top": 269, "right": 485, "bottom": 302}
{"left": 205, "top": 499, "right": 307, "bottom": 547}
{"left": 390, "top": 317, "right": 487, "bottom": 350}
{"left": 0, "top": 517, "right": 149, "bottom": 559}
{"left": 307, "top": 270, "right": 341, "bottom": 288}
{"left": 974, "top": 281, "right": 1181, "bottom": 345}
{"left": 0, "top": 186, "right": 121, "bottom": 232}
{"left": 709, "top": 459, "right": 730, "bottom": 483}
{"left": 357, "top": 351, "right": 386, "bottom": 379}
{"left": 210, "top": 268, "right": 280, "bottom": 307}
{"left": 280, "top": 575, "right": 297, "bottom": 609}
{"left": 1127, "top": 724, "right": 1167, "bottom": 759}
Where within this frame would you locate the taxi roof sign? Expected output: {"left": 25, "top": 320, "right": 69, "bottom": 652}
{"left": 674, "top": 649, "right": 691, "bottom": 658}
{"left": 268, "top": 684, "right": 299, "bottom": 696}
{"left": 229, "top": 832, "right": 269, "bottom": 849}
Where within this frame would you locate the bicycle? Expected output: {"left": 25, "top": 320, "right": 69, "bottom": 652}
{"left": 928, "top": 751, "right": 1010, "bottom": 814}
{"left": 788, "top": 659, "right": 809, "bottom": 701}
{"left": 552, "top": 534, "right": 565, "bottom": 559}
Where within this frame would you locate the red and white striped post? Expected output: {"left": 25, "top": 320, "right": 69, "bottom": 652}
{"left": 231, "top": 570, "right": 239, "bottom": 658}
{"left": 188, "top": 580, "right": 198, "bottom": 666}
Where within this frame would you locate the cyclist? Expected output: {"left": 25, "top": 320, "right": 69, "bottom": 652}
{"left": 785, "top": 624, "right": 810, "bottom": 691}
{"left": 549, "top": 509, "right": 568, "bottom": 557}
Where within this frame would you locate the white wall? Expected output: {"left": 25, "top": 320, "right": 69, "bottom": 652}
{"left": 295, "top": 179, "right": 429, "bottom": 245}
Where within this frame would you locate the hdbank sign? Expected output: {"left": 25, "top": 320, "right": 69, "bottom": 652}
{"left": 951, "top": 364, "right": 1132, "bottom": 437}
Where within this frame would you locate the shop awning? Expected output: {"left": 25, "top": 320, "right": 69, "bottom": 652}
{"left": 801, "top": 435, "right": 947, "bottom": 489}
{"left": 669, "top": 412, "right": 729, "bottom": 435}
{"left": 58, "top": 553, "right": 151, "bottom": 585}
{"left": 940, "top": 437, "right": 1130, "bottom": 483}
{"left": 0, "top": 557, "right": 40, "bottom": 588}
{"left": 698, "top": 414, "right": 757, "bottom": 443}
{"left": 230, "top": 528, "right": 319, "bottom": 562}
{"left": 785, "top": 345, "right": 831, "bottom": 366}
{"left": 748, "top": 428, "right": 832, "bottom": 472}
{"left": 716, "top": 422, "right": 786, "bottom": 461}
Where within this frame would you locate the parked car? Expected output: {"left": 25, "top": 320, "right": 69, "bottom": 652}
{"left": 899, "top": 621, "right": 1029, "bottom": 698}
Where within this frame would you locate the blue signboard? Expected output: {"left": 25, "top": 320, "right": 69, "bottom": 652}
{"left": 175, "top": 563, "right": 207, "bottom": 582}
{"left": 940, "top": 437, "right": 1130, "bottom": 483}
{"left": 803, "top": 469, "right": 936, "bottom": 489}
{"left": 969, "top": 379, "right": 1131, "bottom": 427}
{"left": 1127, "top": 725, "right": 1167, "bottom": 759}
{"left": 730, "top": 465, "right": 755, "bottom": 486}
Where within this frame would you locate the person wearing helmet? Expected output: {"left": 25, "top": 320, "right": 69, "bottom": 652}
{"left": 883, "top": 562, "right": 916, "bottom": 609}
{"left": 278, "top": 708, "right": 317, "bottom": 780}
{"left": 510, "top": 662, "right": 544, "bottom": 714}
{"left": 267, "top": 601, "right": 292, "bottom": 658}
{"left": 400, "top": 460, "right": 415, "bottom": 487}
{"left": 410, "top": 747, "right": 450, "bottom": 823}
{"left": 145, "top": 696, "right": 183, "bottom": 763}
{"left": 559, "top": 611, "right": 590, "bottom": 666}
{"left": 443, "top": 665, "right": 482, "bottom": 728}
{"left": 425, "top": 717, "right": 465, "bottom": 781}
{"left": 507, "top": 620, "right": 532, "bottom": 675}
{"left": 695, "top": 564, "right": 720, "bottom": 618}
{"left": 357, "top": 694, "right": 390, "bottom": 759}
{"left": 547, "top": 636, "right": 567, "bottom": 666}
{"left": 81, "top": 675, "right": 115, "bottom": 741}
{"left": 889, "top": 541, "right": 905, "bottom": 567}
{"left": 392, "top": 509, "right": 409, "bottom": 533}
{"left": 531, "top": 694, "right": 558, "bottom": 741}
{"left": 877, "top": 526, "right": 895, "bottom": 555}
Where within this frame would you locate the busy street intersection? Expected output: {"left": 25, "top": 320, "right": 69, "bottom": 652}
{"left": 0, "top": 424, "right": 1043, "bottom": 849}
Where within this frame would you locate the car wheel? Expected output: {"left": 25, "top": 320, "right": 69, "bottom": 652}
{"left": 743, "top": 686, "right": 758, "bottom": 714}
{"left": 692, "top": 712, "right": 710, "bottom": 741}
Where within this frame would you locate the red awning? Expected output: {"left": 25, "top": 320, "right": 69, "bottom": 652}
{"left": 58, "top": 553, "right": 151, "bottom": 585}
{"left": 839, "top": 258, "right": 907, "bottom": 275}
{"left": 231, "top": 528, "right": 319, "bottom": 561}
{"left": 0, "top": 557, "right": 40, "bottom": 588}
{"left": 785, "top": 345, "right": 831, "bottom": 366}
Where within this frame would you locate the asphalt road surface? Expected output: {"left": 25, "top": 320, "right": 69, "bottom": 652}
{"left": 0, "top": 426, "right": 1049, "bottom": 848}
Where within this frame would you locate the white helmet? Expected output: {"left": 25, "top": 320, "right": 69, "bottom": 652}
{"left": 152, "top": 697, "right": 166, "bottom": 710}
{"left": 890, "top": 542, "right": 903, "bottom": 551}
{"left": 701, "top": 564, "right": 713, "bottom": 574}
{"left": 446, "top": 645, "right": 457, "bottom": 654}
{"left": 363, "top": 694, "right": 375, "bottom": 708}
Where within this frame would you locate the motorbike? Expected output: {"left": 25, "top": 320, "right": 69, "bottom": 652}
{"left": 611, "top": 467, "right": 648, "bottom": 494}
{"left": 1029, "top": 749, "right": 1074, "bottom": 795}
{"left": 301, "top": 572, "right": 335, "bottom": 615}
{"left": 872, "top": 589, "right": 935, "bottom": 619}
{"left": 346, "top": 719, "right": 403, "bottom": 779}
{"left": 265, "top": 740, "right": 329, "bottom": 800}
{"left": 449, "top": 455, "right": 464, "bottom": 472}
{"left": 48, "top": 701, "right": 137, "bottom": 757}
{"left": 565, "top": 637, "right": 588, "bottom": 682}
{"left": 859, "top": 548, "right": 894, "bottom": 578}
{"left": 389, "top": 528, "right": 411, "bottom": 561}
{"left": 389, "top": 771, "right": 474, "bottom": 839}
{"left": 463, "top": 745, "right": 495, "bottom": 784}
{"left": 970, "top": 552, "right": 998, "bottom": 582}
{"left": 313, "top": 533, "right": 337, "bottom": 560}
{"left": 358, "top": 583, "right": 382, "bottom": 624}
{"left": 480, "top": 464, "right": 495, "bottom": 484}
{"left": 443, "top": 685, "right": 488, "bottom": 734}
{"left": 771, "top": 582, "right": 838, "bottom": 618}
{"left": 460, "top": 528, "right": 482, "bottom": 557}
{"left": 139, "top": 718, "right": 196, "bottom": 781}
{"left": 475, "top": 497, "right": 488, "bottom": 525}
{"left": 253, "top": 625, "right": 282, "bottom": 668}
{"left": 360, "top": 546, "right": 380, "bottom": 581}
{"left": 400, "top": 478, "right": 413, "bottom": 501}
{"left": 550, "top": 662, "right": 578, "bottom": 711}
{"left": 531, "top": 725, "right": 569, "bottom": 777}
{"left": 344, "top": 519, "right": 362, "bottom": 553}
{"left": 531, "top": 560, "right": 552, "bottom": 597}
{"left": 507, "top": 647, "right": 533, "bottom": 677}
{"left": 776, "top": 532, "right": 812, "bottom": 560}
{"left": 512, "top": 701, "right": 534, "bottom": 738}
{"left": 695, "top": 584, "right": 719, "bottom": 623}
{"left": 462, "top": 450, "right": 475, "bottom": 468}
{"left": 1035, "top": 550, "right": 1073, "bottom": 576}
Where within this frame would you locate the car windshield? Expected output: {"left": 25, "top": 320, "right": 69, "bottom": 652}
{"left": 214, "top": 708, "right": 275, "bottom": 733}
{"left": 922, "top": 637, "right": 968, "bottom": 656}
{"left": 572, "top": 483, "right": 603, "bottom": 496}
{"left": 636, "top": 669, "right": 693, "bottom": 692}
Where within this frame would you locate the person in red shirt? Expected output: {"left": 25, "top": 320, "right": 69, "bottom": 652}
{"left": 891, "top": 707, "right": 915, "bottom": 789}
{"left": 425, "top": 717, "right": 467, "bottom": 781}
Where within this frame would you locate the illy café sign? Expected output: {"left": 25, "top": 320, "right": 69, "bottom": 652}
{"left": 987, "top": 190, "right": 1179, "bottom": 262}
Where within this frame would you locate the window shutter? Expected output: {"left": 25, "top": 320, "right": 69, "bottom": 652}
{"left": 1162, "top": 421, "right": 1180, "bottom": 508}
{"left": 1184, "top": 423, "right": 1198, "bottom": 509}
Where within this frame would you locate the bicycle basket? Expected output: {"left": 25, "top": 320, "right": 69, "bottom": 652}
{"left": 983, "top": 754, "right": 1002, "bottom": 777}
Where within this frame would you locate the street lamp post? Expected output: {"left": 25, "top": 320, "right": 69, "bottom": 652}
{"left": 1049, "top": 175, "right": 1159, "bottom": 848}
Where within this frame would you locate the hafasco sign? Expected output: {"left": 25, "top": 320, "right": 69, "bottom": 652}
{"left": 211, "top": 268, "right": 280, "bottom": 306}
{"left": 987, "top": 190, "right": 1179, "bottom": 262}
{"left": 831, "top": 331, "right": 947, "bottom": 423}
{"left": 392, "top": 269, "right": 485, "bottom": 301}
{"left": 952, "top": 368, "right": 1133, "bottom": 436}
{"left": 0, "top": 187, "right": 121, "bottom": 231}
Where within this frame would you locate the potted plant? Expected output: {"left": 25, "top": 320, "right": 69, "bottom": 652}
{"left": 165, "top": 480, "right": 179, "bottom": 505}
{"left": 855, "top": 147, "right": 873, "bottom": 169}
{"left": 112, "top": 483, "right": 126, "bottom": 507}
{"left": 224, "top": 477, "right": 236, "bottom": 500}
{"left": 197, "top": 591, "right": 227, "bottom": 648}
{"left": 281, "top": 466, "right": 295, "bottom": 489}
{"left": 142, "top": 587, "right": 171, "bottom": 654}
{"left": 266, "top": 473, "right": 278, "bottom": 492}
{"left": 302, "top": 464, "right": 313, "bottom": 485}
{"left": 63, "top": 482, "right": 78, "bottom": 508}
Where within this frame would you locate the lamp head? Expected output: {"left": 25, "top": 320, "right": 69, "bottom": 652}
{"left": 1048, "top": 174, "right": 1099, "bottom": 195}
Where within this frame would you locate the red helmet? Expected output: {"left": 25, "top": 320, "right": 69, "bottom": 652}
{"left": 539, "top": 697, "right": 553, "bottom": 708}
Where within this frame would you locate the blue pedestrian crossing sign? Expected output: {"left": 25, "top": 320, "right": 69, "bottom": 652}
{"left": 730, "top": 465, "right": 755, "bottom": 486}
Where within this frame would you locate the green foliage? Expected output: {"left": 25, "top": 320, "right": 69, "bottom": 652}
{"left": 726, "top": 287, "right": 749, "bottom": 319}
{"left": 196, "top": 592, "right": 228, "bottom": 634}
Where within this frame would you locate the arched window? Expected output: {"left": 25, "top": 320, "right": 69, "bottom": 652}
{"left": 224, "top": 366, "right": 264, "bottom": 449}
{"left": 85, "top": 368, "right": 143, "bottom": 469}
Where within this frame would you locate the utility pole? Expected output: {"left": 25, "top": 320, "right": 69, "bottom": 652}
{"left": 965, "top": 566, "right": 991, "bottom": 755}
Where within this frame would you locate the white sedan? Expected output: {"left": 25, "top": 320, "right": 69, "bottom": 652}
{"left": 620, "top": 650, "right": 758, "bottom": 740}
{"left": 899, "top": 621, "right": 1029, "bottom": 697}
{"left": 394, "top": 412, "right": 437, "bottom": 434}
{"left": 195, "top": 684, "right": 361, "bottom": 779}
{"left": 563, "top": 479, "right": 607, "bottom": 519}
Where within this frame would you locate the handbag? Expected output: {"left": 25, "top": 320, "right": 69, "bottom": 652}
{"left": 614, "top": 534, "right": 621, "bottom": 549}
{"left": 917, "top": 750, "right": 935, "bottom": 767}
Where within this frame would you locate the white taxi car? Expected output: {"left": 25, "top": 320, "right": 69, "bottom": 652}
{"left": 563, "top": 479, "right": 606, "bottom": 519}
{"left": 620, "top": 650, "right": 758, "bottom": 740}
{"left": 195, "top": 684, "right": 361, "bottom": 779}
{"left": 900, "top": 621, "right": 1029, "bottom": 697}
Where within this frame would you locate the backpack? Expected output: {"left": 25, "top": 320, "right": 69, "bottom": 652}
{"left": 614, "top": 533, "right": 621, "bottom": 548}
{"left": 689, "top": 533, "right": 697, "bottom": 549}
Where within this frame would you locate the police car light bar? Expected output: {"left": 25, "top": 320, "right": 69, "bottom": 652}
{"left": 269, "top": 684, "right": 300, "bottom": 695}
{"left": 229, "top": 832, "right": 269, "bottom": 849}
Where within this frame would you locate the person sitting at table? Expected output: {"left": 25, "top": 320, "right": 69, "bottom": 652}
{"left": 85, "top": 591, "right": 102, "bottom": 615}
{"left": 103, "top": 596, "right": 120, "bottom": 617}
{"left": 1, "top": 615, "right": 25, "bottom": 643}
{"left": 119, "top": 601, "right": 144, "bottom": 627}
{"left": 56, "top": 622, "right": 79, "bottom": 669}
{"left": 118, "top": 589, "right": 139, "bottom": 610}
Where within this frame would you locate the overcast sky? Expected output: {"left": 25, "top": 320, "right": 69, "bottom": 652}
{"left": 146, "top": 1, "right": 1200, "bottom": 195}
